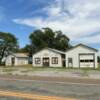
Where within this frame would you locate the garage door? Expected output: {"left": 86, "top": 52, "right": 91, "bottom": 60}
{"left": 79, "top": 54, "right": 94, "bottom": 68}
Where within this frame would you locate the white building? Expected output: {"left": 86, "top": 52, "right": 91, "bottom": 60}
{"left": 65, "top": 44, "right": 98, "bottom": 68}
{"left": 33, "top": 44, "right": 98, "bottom": 68}
{"left": 33, "top": 48, "right": 65, "bottom": 67}
{"left": 5, "top": 53, "right": 29, "bottom": 66}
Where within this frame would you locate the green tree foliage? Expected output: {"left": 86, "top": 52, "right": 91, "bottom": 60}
{"left": 18, "top": 45, "right": 31, "bottom": 53}
{"left": 0, "top": 32, "right": 18, "bottom": 64}
{"left": 98, "top": 56, "right": 100, "bottom": 63}
{"left": 18, "top": 45, "right": 33, "bottom": 57}
{"left": 29, "top": 28, "right": 71, "bottom": 53}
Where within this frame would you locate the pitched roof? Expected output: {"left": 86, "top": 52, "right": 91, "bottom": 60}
{"left": 47, "top": 48, "right": 65, "bottom": 54}
{"left": 66, "top": 43, "right": 98, "bottom": 52}
{"left": 33, "top": 47, "right": 65, "bottom": 56}
{"left": 13, "top": 53, "right": 29, "bottom": 58}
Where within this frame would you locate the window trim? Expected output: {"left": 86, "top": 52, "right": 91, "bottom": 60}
{"left": 35, "top": 58, "right": 41, "bottom": 64}
{"left": 80, "top": 59, "right": 94, "bottom": 63}
{"left": 79, "top": 53, "right": 95, "bottom": 68}
{"left": 68, "top": 57, "right": 73, "bottom": 67}
{"left": 52, "top": 57, "right": 58, "bottom": 64}
{"left": 68, "top": 58, "right": 73, "bottom": 63}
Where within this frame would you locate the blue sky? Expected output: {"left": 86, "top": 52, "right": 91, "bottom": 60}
{"left": 0, "top": 0, "right": 100, "bottom": 52}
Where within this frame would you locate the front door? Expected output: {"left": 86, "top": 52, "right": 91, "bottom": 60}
{"left": 43, "top": 58, "right": 49, "bottom": 67}
{"left": 11, "top": 57, "right": 15, "bottom": 66}
{"left": 62, "top": 60, "right": 66, "bottom": 68}
{"left": 68, "top": 58, "right": 73, "bottom": 67}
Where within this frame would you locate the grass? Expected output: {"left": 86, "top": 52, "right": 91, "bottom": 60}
{"left": 0, "top": 66, "right": 98, "bottom": 71}
{"left": 3, "top": 64, "right": 33, "bottom": 68}
{"left": 96, "top": 63, "right": 100, "bottom": 70}
{"left": 0, "top": 64, "right": 100, "bottom": 74}
{"left": 0, "top": 65, "right": 100, "bottom": 77}
{"left": 2, "top": 68, "right": 16, "bottom": 72}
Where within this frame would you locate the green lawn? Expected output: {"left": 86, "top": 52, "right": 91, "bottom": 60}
{"left": 0, "top": 64, "right": 100, "bottom": 72}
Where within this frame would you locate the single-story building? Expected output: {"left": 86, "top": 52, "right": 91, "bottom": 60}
{"left": 65, "top": 44, "right": 98, "bottom": 68}
{"left": 33, "top": 48, "right": 65, "bottom": 67}
{"left": 5, "top": 53, "right": 29, "bottom": 66}
{"left": 32, "top": 44, "right": 98, "bottom": 68}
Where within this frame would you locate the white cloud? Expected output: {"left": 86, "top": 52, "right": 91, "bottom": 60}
{"left": 13, "top": 0, "right": 100, "bottom": 44}
{"left": 74, "top": 34, "right": 100, "bottom": 44}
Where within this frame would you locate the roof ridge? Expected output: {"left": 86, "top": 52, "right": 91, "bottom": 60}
{"left": 66, "top": 43, "right": 98, "bottom": 52}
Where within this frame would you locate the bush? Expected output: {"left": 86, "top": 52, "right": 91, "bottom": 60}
{"left": 0, "top": 61, "right": 5, "bottom": 66}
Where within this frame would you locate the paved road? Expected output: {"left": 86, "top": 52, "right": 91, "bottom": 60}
{"left": 0, "top": 90, "right": 75, "bottom": 100}
{"left": 0, "top": 75, "right": 100, "bottom": 100}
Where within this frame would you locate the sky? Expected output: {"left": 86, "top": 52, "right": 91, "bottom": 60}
{"left": 0, "top": 0, "right": 100, "bottom": 54}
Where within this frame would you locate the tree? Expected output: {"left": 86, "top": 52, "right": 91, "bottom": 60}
{"left": 29, "top": 28, "right": 71, "bottom": 53}
{"left": 0, "top": 32, "right": 18, "bottom": 64}
{"left": 98, "top": 56, "right": 100, "bottom": 63}
{"left": 18, "top": 45, "right": 33, "bottom": 56}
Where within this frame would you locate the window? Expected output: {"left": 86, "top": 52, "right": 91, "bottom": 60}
{"left": 35, "top": 58, "right": 41, "bottom": 64}
{"left": 80, "top": 59, "right": 94, "bottom": 62}
{"left": 68, "top": 58, "right": 72, "bottom": 63}
{"left": 90, "top": 60, "right": 94, "bottom": 62}
{"left": 52, "top": 57, "right": 58, "bottom": 64}
{"left": 80, "top": 60, "right": 84, "bottom": 62}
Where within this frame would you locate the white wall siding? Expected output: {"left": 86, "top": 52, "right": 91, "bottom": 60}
{"left": 33, "top": 49, "right": 62, "bottom": 67}
{"left": 95, "top": 53, "right": 98, "bottom": 68}
{"left": 6, "top": 55, "right": 29, "bottom": 66}
{"left": 66, "top": 46, "right": 98, "bottom": 68}
{"left": 16, "top": 58, "right": 28, "bottom": 65}
{"left": 6, "top": 55, "right": 14, "bottom": 66}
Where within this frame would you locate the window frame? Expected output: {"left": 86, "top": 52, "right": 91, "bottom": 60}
{"left": 35, "top": 58, "right": 41, "bottom": 64}
{"left": 68, "top": 58, "right": 73, "bottom": 63}
{"left": 52, "top": 57, "right": 58, "bottom": 64}
{"left": 80, "top": 59, "right": 94, "bottom": 63}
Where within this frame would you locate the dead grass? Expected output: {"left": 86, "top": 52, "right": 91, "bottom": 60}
{"left": 0, "top": 64, "right": 100, "bottom": 74}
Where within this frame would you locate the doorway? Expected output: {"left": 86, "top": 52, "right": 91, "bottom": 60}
{"left": 11, "top": 57, "right": 15, "bottom": 66}
{"left": 68, "top": 58, "right": 73, "bottom": 68}
{"left": 43, "top": 57, "right": 50, "bottom": 67}
{"left": 62, "top": 60, "right": 66, "bottom": 68}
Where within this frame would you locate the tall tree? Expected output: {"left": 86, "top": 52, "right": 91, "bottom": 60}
{"left": 0, "top": 32, "right": 18, "bottom": 64}
{"left": 29, "top": 28, "right": 71, "bottom": 53}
